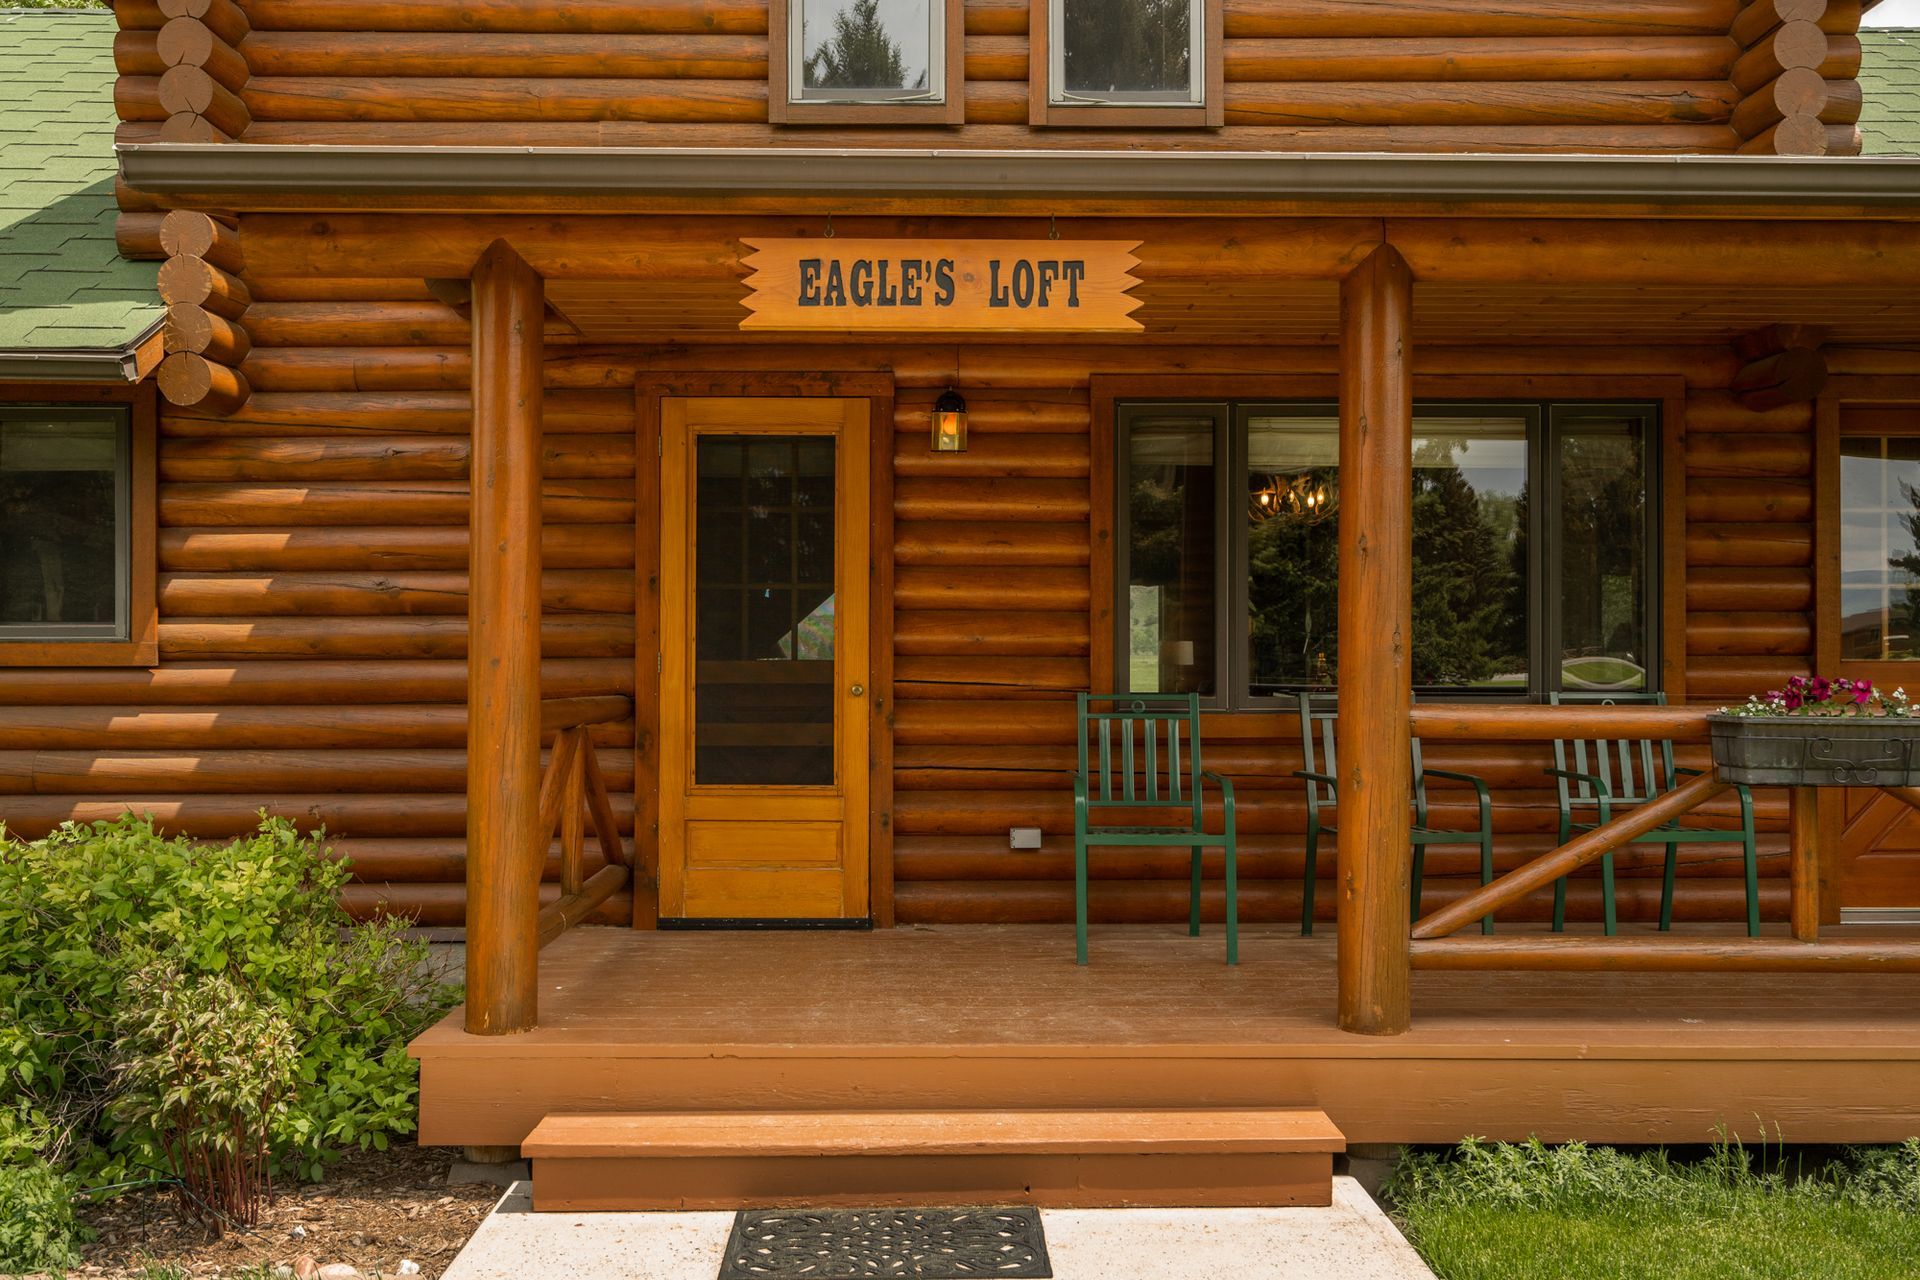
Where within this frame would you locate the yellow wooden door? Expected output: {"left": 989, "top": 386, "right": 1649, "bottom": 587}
{"left": 658, "top": 397, "right": 870, "bottom": 921}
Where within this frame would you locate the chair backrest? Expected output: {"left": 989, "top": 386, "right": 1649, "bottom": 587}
{"left": 1548, "top": 690, "right": 1674, "bottom": 809}
{"left": 1295, "top": 691, "right": 1431, "bottom": 820}
{"left": 1077, "top": 693, "right": 1205, "bottom": 822}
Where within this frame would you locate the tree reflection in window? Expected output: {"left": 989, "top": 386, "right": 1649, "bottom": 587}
{"left": 801, "top": 0, "right": 928, "bottom": 95}
{"left": 1060, "top": 0, "right": 1193, "bottom": 99}
{"left": 1841, "top": 434, "right": 1920, "bottom": 661}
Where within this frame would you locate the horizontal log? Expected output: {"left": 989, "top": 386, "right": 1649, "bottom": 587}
{"left": 158, "top": 387, "right": 631, "bottom": 436}
{"left": 159, "top": 615, "right": 633, "bottom": 660}
{"left": 156, "top": 432, "right": 632, "bottom": 481}
{"left": 241, "top": 347, "right": 471, "bottom": 392}
{"left": 1685, "top": 566, "right": 1812, "bottom": 613}
{"left": 1411, "top": 936, "right": 1920, "bottom": 973}
{"left": 894, "top": 610, "right": 1089, "bottom": 658}
{"left": 895, "top": 478, "right": 1090, "bottom": 523}
{"left": 1228, "top": 36, "right": 1736, "bottom": 82}
{"left": 894, "top": 434, "right": 1088, "bottom": 480}
{"left": 896, "top": 657, "right": 1088, "bottom": 697}
{"left": 538, "top": 865, "right": 631, "bottom": 946}
{"left": 158, "top": 0, "right": 249, "bottom": 47}
{"left": 1685, "top": 433, "right": 1812, "bottom": 478}
{"left": 1410, "top": 703, "right": 1713, "bottom": 743}
{"left": 0, "top": 705, "right": 631, "bottom": 752}
{"left": 240, "top": 0, "right": 768, "bottom": 34}
{"left": 158, "top": 255, "right": 252, "bottom": 318}
{"left": 327, "top": 836, "right": 616, "bottom": 883}
{"left": 158, "top": 524, "right": 634, "bottom": 571}
{"left": 340, "top": 884, "right": 630, "bottom": 928}
{"left": 239, "top": 30, "right": 765, "bottom": 79}
{"left": 115, "top": 29, "right": 166, "bottom": 76}
{"left": 1228, "top": 80, "right": 1736, "bottom": 127}
{"left": 893, "top": 567, "right": 1087, "bottom": 613}
{"left": 1685, "top": 478, "right": 1811, "bottom": 523}
{"left": 1687, "top": 523, "right": 1811, "bottom": 568}
{"left": 157, "top": 113, "right": 230, "bottom": 143}
{"left": 160, "top": 210, "right": 244, "bottom": 272}
{"left": 1231, "top": 0, "right": 1743, "bottom": 39}
{"left": 158, "top": 479, "right": 634, "bottom": 526}
{"left": 893, "top": 393, "right": 1088, "bottom": 436}
{"left": 894, "top": 522, "right": 1089, "bottom": 568}
{"left": 1684, "top": 612, "right": 1811, "bottom": 656}
{"left": 160, "top": 64, "right": 251, "bottom": 138}
{"left": 1731, "top": 21, "right": 1829, "bottom": 94}
{"left": 165, "top": 303, "right": 251, "bottom": 365}
{"left": 1685, "top": 656, "right": 1811, "bottom": 700}
{"left": 115, "top": 75, "right": 166, "bottom": 123}
{"left": 242, "top": 76, "right": 764, "bottom": 123}
{"left": 0, "top": 793, "right": 632, "bottom": 841}
{"left": 116, "top": 211, "right": 167, "bottom": 261}
{"left": 157, "top": 569, "right": 634, "bottom": 617}
{"left": 1684, "top": 390, "right": 1811, "bottom": 433}
{"left": 157, "top": 353, "right": 250, "bottom": 416}
{"left": 894, "top": 701, "right": 1077, "bottom": 747}
{"left": 0, "top": 658, "right": 629, "bottom": 706}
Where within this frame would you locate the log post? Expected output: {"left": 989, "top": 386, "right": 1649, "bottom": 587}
{"left": 1789, "top": 784, "right": 1821, "bottom": 942}
{"left": 465, "top": 241, "right": 546, "bottom": 1036}
{"left": 1336, "top": 243, "right": 1414, "bottom": 1037}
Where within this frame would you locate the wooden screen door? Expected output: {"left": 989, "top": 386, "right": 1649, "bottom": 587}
{"left": 658, "top": 397, "right": 871, "bottom": 922}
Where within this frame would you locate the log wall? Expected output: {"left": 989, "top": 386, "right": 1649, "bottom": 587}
{"left": 105, "top": 0, "right": 1875, "bottom": 154}
{"left": 7, "top": 307, "right": 1890, "bottom": 928}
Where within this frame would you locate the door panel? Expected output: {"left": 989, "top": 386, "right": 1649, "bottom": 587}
{"left": 659, "top": 397, "right": 870, "bottom": 921}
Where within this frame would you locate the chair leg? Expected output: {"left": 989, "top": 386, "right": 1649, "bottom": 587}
{"left": 1224, "top": 831, "right": 1239, "bottom": 966}
{"left": 1659, "top": 841, "right": 1677, "bottom": 932}
{"left": 1301, "top": 820, "right": 1319, "bottom": 937}
{"left": 1479, "top": 832, "right": 1495, "bottom": 937}
{"left": 1188, "top": 849, "right": 1202, "bottom": 938}
{"left": 1074, "top": 832, "right": 1089, "bottom": 966}
{"left": 1552, "top": 876, "right": 1568, "bottom": 933}
{"left": 1601, "top": 852, "right": 1618, "bottom": 937}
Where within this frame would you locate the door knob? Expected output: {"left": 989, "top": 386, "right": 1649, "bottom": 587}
{"left": 850, "top": 684, "right": 866, "bottom": 697}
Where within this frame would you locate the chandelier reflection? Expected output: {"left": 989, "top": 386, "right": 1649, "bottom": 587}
{"left": 1248, "top": 472, "right": 1335, "bottom": 524}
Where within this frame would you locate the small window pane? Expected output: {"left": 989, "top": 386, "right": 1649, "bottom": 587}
{"left": 1057, "top": 0, "right": 1198, "bottom": 103}
{"left": 1125, "top": 411, "right": 1216, "bottom": 697}
{"left": 797, "top": 0, "right": 937, "bottom": 100}
{"left": 1247, "top": 414, "right": 1339, "bottom": 693}
{"left": 0, "top": 415, "right": 126, "bottom": 640}
{"left": 1413, "top": 417, "right": 1529, "bottom": 690}
{"left": 1840, "top": 433, "right": 1920, "bottom": 661}
{"left": 1557, "top": 412, "right": 1649, "bottom": 691}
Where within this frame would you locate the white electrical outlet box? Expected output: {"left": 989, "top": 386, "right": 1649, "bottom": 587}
{"left": 1009, "top": 827, "right": 1043, "bottom": 850}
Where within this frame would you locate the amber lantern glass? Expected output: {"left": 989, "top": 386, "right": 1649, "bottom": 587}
{"left": 931, "top": 388, "right": 968, "bottom": 452}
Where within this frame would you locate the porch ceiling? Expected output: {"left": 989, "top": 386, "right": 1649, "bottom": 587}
{"left": 544, "top": 276, "right": 1920, "bottom": 347}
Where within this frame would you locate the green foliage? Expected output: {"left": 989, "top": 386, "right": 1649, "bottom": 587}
{"left": 1388, "top": 1137, "right": 1920, "bottom": 1280}
{"left": 0, "top": 814, "right": 458, "bottom": 1228}
{"left": 0, "top": 1111, "right": 85, "bottom": 1275}
{"left": 804, "top": 0, "right": 917, "bottom": 92}
{"left": 110, "top": 960, "right": 298, "bottom": 1225}
{"left": 9, "top": 1, "right": 110, "bottom": 7}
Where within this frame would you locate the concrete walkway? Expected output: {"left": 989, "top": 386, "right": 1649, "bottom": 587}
{"left": 441, "top": 1178, "right": 1435, "bottom": 1280}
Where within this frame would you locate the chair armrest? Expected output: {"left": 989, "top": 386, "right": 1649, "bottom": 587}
{"left": 1545, "top": 767, "right": 1613, "bottom": 797}
{"left": 1293, "top": 769, "right": 1339, "bottom": 787}
{"left": 1423, "top": 768, "right": 1490, "bottom": 798}
{"left": 1200, "top": 769, "right": 1236, "bottom": 818}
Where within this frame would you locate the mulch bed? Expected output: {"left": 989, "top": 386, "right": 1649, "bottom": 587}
{"left": 74, "top": 1146, "right": 499, "bottom": 1280}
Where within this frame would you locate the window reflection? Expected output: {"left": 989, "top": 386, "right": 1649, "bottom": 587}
{"left": 0, "top": 414, "right": 126, "bottom": 640}
{"left": 1840, "top": 435, "right": 1920, "bottom": 661}
{"left": 1057, "top": 0, "right": 1199, "bottom": 103}
{"left": 1557, "top": 412, "right": 1648, "bottom": 690}
{"left": 1125, "top": 409, "right": 1217, "bottom": 697}
{"left": 797, "top": 0, "right": 935, "bottom": 99}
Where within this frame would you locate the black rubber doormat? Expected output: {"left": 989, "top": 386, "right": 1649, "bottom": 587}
{"left": 718, "top": 1206, "right": 1053, "bottom": 1278}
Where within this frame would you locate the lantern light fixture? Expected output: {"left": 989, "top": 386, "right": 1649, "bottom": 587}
{"left": 931, "top": 388, "right": 969, "bottom": 453}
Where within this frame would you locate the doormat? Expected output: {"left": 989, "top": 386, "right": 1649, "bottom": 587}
{"left": 717, "top": 1206, "right": 1052, "bottom": 1278}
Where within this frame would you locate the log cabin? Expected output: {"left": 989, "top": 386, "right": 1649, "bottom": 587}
{"left": 6, "top": 0, "right": 1920, "bottom": 1208}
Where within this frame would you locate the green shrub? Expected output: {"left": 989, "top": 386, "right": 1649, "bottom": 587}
{"left": 0, "top": 1112, "right": 85, "bottom": 1274}
{"left": 0, "top": 814, "right": 458, "bottom": 1218}
{"left": 110, "top": 960, "right": 299, "bottom": 1225}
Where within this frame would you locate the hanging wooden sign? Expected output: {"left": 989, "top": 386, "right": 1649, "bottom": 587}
{"left": 740, "top": 238, "right": 1143, "bottom": 333}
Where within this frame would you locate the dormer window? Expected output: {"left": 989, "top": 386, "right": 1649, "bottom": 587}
{"left": 1031, "top": 0, "right": 1222, "bottom": 127}
{"left": 771, "top": 0, "right": 964, "bottom": 125}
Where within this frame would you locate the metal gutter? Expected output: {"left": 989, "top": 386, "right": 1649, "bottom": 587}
{"left": 117, "top": 144, "right": 1920, "bottom": 207}
{"left": 0, "top": 322, "right": 162, "bottom": 384}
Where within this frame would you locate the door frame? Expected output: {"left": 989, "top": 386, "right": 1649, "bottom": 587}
{"left": 635, "top": 373, "right": 897, "bottom": 928}
{"left": 1814, "top": 376, "right": 1920, "bottom": 916}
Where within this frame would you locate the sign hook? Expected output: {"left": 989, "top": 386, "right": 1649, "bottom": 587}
{"left": 825, "top": 213, "right": 835, "bottom": 239}
{"left": 1049, "top": 214, "right": 1059, "bottom": 241}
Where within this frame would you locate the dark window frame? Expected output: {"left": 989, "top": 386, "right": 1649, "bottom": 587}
{"left": 770, "top": 0, "right": 966, "bottom": 126}
{"left": 1113, "top": 398, "right": 1662, "bottom": 710}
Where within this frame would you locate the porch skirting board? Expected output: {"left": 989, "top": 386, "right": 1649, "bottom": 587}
{"left": 409, "top": 924, "right": 1920, "bottom": 1149}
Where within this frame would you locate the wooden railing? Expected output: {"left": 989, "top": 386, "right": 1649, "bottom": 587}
{"left": 1404, "top": 704, "right": 1920, "bottom": 974}
{"left": 534, "top": 696, "right": 633, "bottom": 948}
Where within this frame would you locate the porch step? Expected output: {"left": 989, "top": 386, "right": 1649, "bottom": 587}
{"left": 521, "top": 1107, "right": 1345, "bottom": 1211}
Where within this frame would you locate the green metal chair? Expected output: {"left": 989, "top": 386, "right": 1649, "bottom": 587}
{"left": 1074, "top": 693, "right": 1238, "bottom": 965}
{"left": 1296, "top": 692, "right": 1496, "bottom": 937}
{"left": 1547, "top": 691, "right": 1760, "bottom": 937}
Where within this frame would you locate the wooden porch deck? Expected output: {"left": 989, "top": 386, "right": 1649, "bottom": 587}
{"left": 411, "top": 923, "right": 1920, "bottom": 1150}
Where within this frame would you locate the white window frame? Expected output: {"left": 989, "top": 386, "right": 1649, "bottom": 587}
{"left": 788, "top": 0, "right": 947, "bottom": 106}
{"left": 1049, "top": 0, "right": 1206, "bottom": 108}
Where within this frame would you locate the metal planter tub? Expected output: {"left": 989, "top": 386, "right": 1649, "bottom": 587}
{"left": 1709, "top": 714, "right": 1920, "bottom": 787}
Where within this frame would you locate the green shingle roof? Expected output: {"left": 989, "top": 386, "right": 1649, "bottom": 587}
{"left": 1861, "top": 30, "right": 1920, "bottom": 156}
{"left": 0, "top": 9, "right": 160, "bottom": 363}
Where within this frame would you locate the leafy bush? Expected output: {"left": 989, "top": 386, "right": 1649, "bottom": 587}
{"left": 0, "top": 1112, "right": 85, "bottom": 1274}
{"left": 0, "top": 814, "right": 458, "bottom": 1230}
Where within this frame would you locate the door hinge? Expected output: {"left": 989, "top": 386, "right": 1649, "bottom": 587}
{"left": 657, "top": 652, "right": 663, "bottom": 674}
{"left": 657, "top": 435, "right": 664, "bottom": 456}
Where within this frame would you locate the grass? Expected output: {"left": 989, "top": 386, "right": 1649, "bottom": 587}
{"left": 1387, "top": 1136, "right": 1920, "bottom": 1280}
